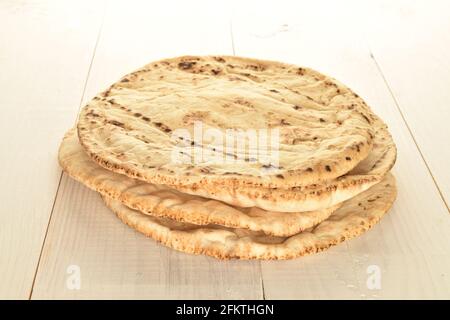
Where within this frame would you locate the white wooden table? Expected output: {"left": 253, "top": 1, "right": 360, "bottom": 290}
{"left": 1, "top": 0, "right": 449, "bottom": 299}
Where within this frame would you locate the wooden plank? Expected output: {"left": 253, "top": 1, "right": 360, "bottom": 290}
{"left": 231, "top": 0, "right": 450, "bottom": 299}
{"left": 363, "top": 0, "right": 450, "bottom": 208}
{"left": 0, "top": 0, "right": 105, "bottom": 299}
{"left": 31, "top": 0, "right": 263, "bottom": 299}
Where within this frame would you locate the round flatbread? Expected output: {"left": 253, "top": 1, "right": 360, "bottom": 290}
{"left": 59, "top": 129, "right": 339, "bottom": 237}
{"left": 77, "top": 55, "right": 375, "bottom": 189}
{"left": 102, "top": 174, "right": 397, "bottom": 260}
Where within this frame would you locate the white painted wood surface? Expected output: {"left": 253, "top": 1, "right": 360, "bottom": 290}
{"left": 0, "top": 0, "right": 449, "bottom": 299}
{"left": 0, "top": 0, "right": 105, "bottom": 299}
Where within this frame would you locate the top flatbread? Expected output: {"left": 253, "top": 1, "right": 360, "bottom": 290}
{"left": 77, "top": 55, "right": 375, "bottom": 189}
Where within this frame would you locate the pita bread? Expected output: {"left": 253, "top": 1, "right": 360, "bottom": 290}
{"left": 77, "top": 55, "right": 376, "bottom": 189}
{"left": 59, "top": 129, "right": 339, "bottom": 237}
{"left": 102, "top": 174, "right": 397, "bottom": 260}
{"left": 174, "top": 113, "right": 396, "bottom": 212}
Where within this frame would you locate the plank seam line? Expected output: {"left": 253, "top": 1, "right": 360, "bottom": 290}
{"left": 27, "top": 171, "right": 63, "bottom": 299}
{"left": 258, "top": 261, "right": 266, "bottom": 300}
{"left": 75, "top": 0, "right": 108, "bottom": 116}
{"left": 28, "top": 3, "right": 107, "bottom": 299}
{"left": 370, "top": 50, "right": 450, "bottom": 213}
{"left": 229, "top": 18, "right": 236, "bottom": 56}
{"left": 260, "top": 268, "right": 266, "bottom": 300}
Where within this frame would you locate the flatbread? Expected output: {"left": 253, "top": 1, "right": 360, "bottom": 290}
{"left": 59, "top": 129, "right": 339, "bottom": 237}
{"left": 77, "top": 55, "right": 376, "bottom": 189}
{"left": 174, "top": 112, "right": 396, "bottom": 212}
{"left": 102, "top": 174, "right": 397, "bottom": 260}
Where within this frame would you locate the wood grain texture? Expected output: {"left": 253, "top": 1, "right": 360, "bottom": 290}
{"left": 364, "top": 0, "right": 450, "bottom": 208}
{"left": 31, "top": 0, "right": 263, "bottom": 299}
{"left": 0, "top": 0, "right": 105, "bottom": 299}
{"left": 231, "top": 0, "right": 450, "bottom": 299}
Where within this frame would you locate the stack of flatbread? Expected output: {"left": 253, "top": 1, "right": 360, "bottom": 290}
{"left": 59, "top": 56, "right": 397, "bottom": 260}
